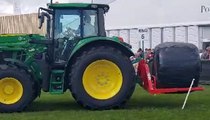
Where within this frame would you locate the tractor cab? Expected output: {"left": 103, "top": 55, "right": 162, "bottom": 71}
{"left": 51, "top": 4, "right": 108, "bottom": 61}
{"left": 38, "top": 3, "right": 109, "bottom": 62}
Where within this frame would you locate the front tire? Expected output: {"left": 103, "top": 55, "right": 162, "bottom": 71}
{"left": 0, "top": 65, "right": 34, "bottom": 112}
{"left": 69, "top": 46, "right": 135, "bottom": 110}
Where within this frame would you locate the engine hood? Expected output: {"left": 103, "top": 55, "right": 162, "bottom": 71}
{"left": 0, "top": 34, "right": 44, "bottom": 43}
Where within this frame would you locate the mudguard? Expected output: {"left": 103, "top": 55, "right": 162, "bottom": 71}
{"left": 66, "top": 36, "right": 134, "bottom": 69}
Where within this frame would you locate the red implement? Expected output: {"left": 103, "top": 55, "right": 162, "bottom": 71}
{"left": 137, "top": 59, "right": 204, "bottom": 94}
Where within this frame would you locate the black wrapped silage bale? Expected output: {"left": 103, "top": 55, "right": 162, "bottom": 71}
{"left": 153, "top": 42, "right": 201, "bottom": 88}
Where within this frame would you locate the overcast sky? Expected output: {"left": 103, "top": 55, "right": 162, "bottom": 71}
{"left": 0, "top": 0, "right": 210, "bottom": 28}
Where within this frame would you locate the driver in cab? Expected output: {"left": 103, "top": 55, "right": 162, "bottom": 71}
{"left": 83, "top": 15, "right": 96, "bottom": 37}
{"left": 56, "top": 14, "right": 96, "bottom": 39}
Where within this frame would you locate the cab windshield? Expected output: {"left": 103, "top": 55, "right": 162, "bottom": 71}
{"left": 54, "top": 9, "right": 98, "bottom": 39}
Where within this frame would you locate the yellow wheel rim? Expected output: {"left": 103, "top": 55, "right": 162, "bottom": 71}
{"left": 83, "top": 60, "right": 123, "bottom": 100}
{"left": 0, "top": 77, "right": 23, "bottom": 104}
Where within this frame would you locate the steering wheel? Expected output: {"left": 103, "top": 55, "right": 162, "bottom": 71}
{"left": 62, "top": 27, "right": 77, "bottom": 40}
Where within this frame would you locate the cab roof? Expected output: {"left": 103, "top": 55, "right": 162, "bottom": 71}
{"left": 49, "top": 3, "right": 109, "bottom": 11}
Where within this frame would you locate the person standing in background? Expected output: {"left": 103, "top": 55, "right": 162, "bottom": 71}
{"left": 83, "top": 15, "right": 96, "bottom": 37}
{"left": 131, "top": 48, "right": 144, "bottom": 74}
{"left": 201, "top": 46, "right": 210, "bottom": 60}
{"left": 135, "top": 48, "right": 144, "bottom": 58}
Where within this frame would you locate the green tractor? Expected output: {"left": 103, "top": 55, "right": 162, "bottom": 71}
{"left": 0, "top": 3, "right": 136, "bottom": 112}
{"left": 0, "top": 2, "right": 204, "bottom": 113}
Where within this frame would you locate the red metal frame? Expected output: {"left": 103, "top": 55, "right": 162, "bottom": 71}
{"left": 137, "top": 59, "right": 204, "bottom": 94}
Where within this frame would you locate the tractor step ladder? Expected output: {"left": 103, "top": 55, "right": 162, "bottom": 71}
{"left": 50, "top": 70, "right": 65, "bottom": 94}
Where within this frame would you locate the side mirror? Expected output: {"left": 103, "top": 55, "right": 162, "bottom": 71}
{"left": 38, "top": 12, "right": 45, "bottom": 29}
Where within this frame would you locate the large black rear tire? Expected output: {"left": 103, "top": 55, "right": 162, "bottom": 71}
{"left": 0, "top": 65, "right": 35, "bottom": 112}
{"left": 69, "top": 46, "right": 135, "bottom": 110}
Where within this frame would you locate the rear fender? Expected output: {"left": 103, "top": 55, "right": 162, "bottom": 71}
{"left": 65, "top": 37, "right": 134, "bottom": 79}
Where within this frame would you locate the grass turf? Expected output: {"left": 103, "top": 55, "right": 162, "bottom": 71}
{"left": 0, "top": 85, "right": 209, "bottom": 120}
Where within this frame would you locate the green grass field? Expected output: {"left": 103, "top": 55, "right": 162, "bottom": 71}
{"left": 0, "top": 85, "right": 210, "bottom": 120}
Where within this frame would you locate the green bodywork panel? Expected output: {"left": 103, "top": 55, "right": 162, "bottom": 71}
{"left": 0, "top": 34, "right": 44, "bottom": 50}
{"left": 65, "top": 36, "right": 134, "bottom": 70}
{"left": 0, "top": 34, "right": 46, "bottom": 83}
{"left": 69, "top": 36, "right": 133, "bottom": 59}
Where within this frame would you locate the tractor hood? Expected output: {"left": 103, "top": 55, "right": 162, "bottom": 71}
{"left": 0, "top": 34, "right": 46, "bottom": 52}
{"left": 0, "top": 34, "right": 44, "bottom": 43}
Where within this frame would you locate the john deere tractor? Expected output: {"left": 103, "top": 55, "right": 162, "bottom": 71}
{"left": 0, "top": 2, "right": 203, "bottom": 113}
{"left": 0, "top": 3, "right": 136, "bottom": 112}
